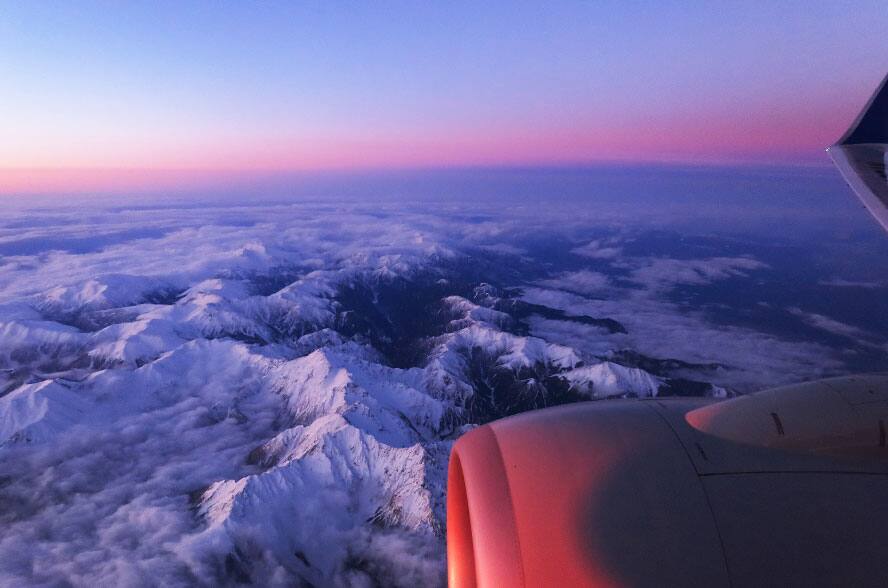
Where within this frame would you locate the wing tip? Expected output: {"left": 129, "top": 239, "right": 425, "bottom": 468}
{"left": 834, "top": 71, "right": 888, "bottom": 147}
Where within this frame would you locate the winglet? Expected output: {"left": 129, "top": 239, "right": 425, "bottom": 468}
{"left": 827, "top": 72, "right": 888, "bottom": 232}
{"left": 834, "top": 72, "right": 888, "bottom": 146}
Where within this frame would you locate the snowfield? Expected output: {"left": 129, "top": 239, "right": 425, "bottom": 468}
{"left": 0, "top": 196, "right": 879, "bottom": 586}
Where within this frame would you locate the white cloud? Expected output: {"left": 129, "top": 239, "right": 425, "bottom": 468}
{"left": 786, "top": 306, "right": 885, "bottom": 351}
{"left": 571, "top": 239, "right": 622, "bottom": 259}
{"left": 521, "top": 286, "right": 843, "bottom": 391}
{"left": 538, "top": 269, "right": 610, "bottom": 295}
{"left": 818, "top": 278, "right": 885, "bottom": 289}
{"left": 626, "top": 256, "right": 768, "bottom": 292}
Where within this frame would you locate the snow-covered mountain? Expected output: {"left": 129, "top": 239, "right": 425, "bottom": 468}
{"left": 0, "top": 266, "right": 720, "bottom": 585}
{"left": 0, "top": 198, "right": 864, "bottom": 586}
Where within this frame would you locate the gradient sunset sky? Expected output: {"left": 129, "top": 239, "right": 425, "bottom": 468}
{"left": 1, "top": 1, "right": 886, "bottom": 194}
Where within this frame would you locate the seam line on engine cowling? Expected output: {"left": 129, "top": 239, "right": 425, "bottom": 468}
{"left": 486, "top": 424, "right": 527, "bottom": 588}
{"left": 646, "top": 402, "right": 734, "bottom": 588}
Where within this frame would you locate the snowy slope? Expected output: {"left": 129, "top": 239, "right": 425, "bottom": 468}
{"left": 0, "top": 200, "right": 773, "bottom": 587}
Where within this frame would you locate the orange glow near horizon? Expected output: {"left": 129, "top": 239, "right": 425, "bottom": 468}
{"left": 0, "top": 116, "right": 835, "bottom": 196}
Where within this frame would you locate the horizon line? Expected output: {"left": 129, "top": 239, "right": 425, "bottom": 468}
{"left": 0, "top": 154, "right": 836, "bottom": 199}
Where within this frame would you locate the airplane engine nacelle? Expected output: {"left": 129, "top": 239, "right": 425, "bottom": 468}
{"left": 447, "top": 375, "right": 888, "bottom": 587}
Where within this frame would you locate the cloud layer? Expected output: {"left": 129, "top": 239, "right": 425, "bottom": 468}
{"left": 1, "top": 194, "right": 886, "bottom": 586}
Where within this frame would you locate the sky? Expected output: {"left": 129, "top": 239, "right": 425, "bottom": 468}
{"left": 0, "top": 1, "right": 886, "bottom": 195}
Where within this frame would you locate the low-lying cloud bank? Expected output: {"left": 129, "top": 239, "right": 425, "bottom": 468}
{"left": 0, "top": 196, "right": 885, "bottom": 586}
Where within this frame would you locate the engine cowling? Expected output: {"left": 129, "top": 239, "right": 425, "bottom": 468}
{"left": 447, "top": 375, "right": 888, "bottom": 587}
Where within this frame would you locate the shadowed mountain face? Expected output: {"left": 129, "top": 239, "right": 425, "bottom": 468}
{"left": 1, "top": 166, "right": 888, "bottom": 586}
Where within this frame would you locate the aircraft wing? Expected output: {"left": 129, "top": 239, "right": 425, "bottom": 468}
{"left": 827, "top": 73, "right": 888, "bottom": 231}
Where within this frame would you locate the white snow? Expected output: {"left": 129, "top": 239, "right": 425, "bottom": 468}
{"left": 562, "top": 361, "right": 662, "bottom": 399}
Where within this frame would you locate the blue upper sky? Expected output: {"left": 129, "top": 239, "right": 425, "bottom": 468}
{"left": 0, "top": 1, "right": 886, "bottom": 193}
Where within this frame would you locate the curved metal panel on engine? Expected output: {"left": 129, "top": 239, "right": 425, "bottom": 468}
{"left": 684, "top": 374, "right": 888, "bottom": 467}
{"left": 448, "top": 400, "right": 730, "bottom": 587}
{"left": 703, "top": 472, "right": 888, "bottom": 587}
